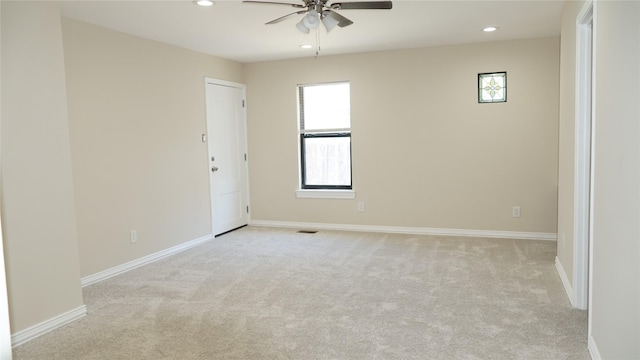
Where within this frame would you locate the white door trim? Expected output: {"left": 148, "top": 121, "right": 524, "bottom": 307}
{"left": 586, "top": 1, "right": 598, "bottom": 347}
{"left": 573, "top": 0, "right": 594, "bottom": 311}
{"left": 205, "top": 77, "right": 245, "bottom": 90}
{"left": 0, "top": 213, "right": 12, "bottom": 357}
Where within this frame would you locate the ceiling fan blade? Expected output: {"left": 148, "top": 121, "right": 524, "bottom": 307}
{"left": 266, "top": 10, "right": 309, "bottom": 24}
{"left": 331, "top": 1, "right": 392, "bottom": 10}
{"left": 242, "top": 0, "right": 306, "bottom": 9}
{"left": 326, "top": 10, "right": 353, "bottom": 27}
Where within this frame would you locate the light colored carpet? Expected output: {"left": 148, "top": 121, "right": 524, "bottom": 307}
{"left": 14, "top": 226, "right": 589, "bottom": 359}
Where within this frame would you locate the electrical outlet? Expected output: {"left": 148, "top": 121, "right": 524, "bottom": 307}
{"left": 512, "top": 206, "right": 521, "bottom": 218}
{"left": 130, "top": 230, "right": 138, "bottom": 244}
{"left": 358, "top": 202, "right": 365, "bottom": 212}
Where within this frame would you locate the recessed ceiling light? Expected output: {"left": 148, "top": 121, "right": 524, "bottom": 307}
{"left": 300, "top": 44, "right": 313, "bottom": 49}
{"left": 195, "top": 0, "right": 214, "bottom": 6}
{"left": 483, "top": 26, "right": 498, "bottom": 32}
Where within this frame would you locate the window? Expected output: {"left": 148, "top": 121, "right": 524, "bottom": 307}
{"left": 478, "top": 72, "right": 507, "bottom": 103}
{"left": 298, "top": 82, "right": 351, "bottom": 190}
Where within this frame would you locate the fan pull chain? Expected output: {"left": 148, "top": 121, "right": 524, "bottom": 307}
{"left": 315, "top": 27, "right": 321, "bottom": 58}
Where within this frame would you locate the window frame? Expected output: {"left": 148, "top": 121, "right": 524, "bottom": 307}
{"left": 297, "top": 82, "right": 353, "bottom": 191}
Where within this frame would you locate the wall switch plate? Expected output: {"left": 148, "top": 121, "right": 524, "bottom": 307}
{"left": 130, "top": 230, "right": 138, "bottom": 244}
{"left": 512, "top": 206, "right": 521, "bottom": 218}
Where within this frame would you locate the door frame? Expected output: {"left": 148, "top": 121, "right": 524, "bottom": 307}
{"left": 203, "top": 77, "right": 250, "bottom": 236}
{"left": 573, "top": 0, "right": 594, "bottom": 311}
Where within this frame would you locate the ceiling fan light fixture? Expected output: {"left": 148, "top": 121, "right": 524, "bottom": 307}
{"left": 296, "top": 19, "right": 311, "bottom": 34}
{"left": 302, "top": 10, "right": 320, "bottom": 29}
{"left": 321, "top": 12, "right": 339, "bottom": 32}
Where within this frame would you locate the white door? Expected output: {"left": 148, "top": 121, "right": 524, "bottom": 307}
{"left": 205, "top": 79, "right": 249, "bottom": 236}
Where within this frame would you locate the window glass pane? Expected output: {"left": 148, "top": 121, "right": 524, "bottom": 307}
{"left": 302, "top": 83, "right": 350, "bottom": 130}
{"left": 303, "top": 136, "right": 351, "bottom": 187}
{"left": 478, "top": 72, "right": 506, "bottom": 103}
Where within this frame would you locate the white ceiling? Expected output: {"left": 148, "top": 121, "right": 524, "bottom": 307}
{"left": 60, "top": 0, "right": 564, "bottom": 63}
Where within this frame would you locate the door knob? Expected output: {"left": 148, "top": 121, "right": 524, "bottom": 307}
{"left": 211, "top": 166, "right": 219, "bottom": 172}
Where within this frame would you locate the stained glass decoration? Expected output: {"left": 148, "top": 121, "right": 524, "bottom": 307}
{"left": 478, "top": 72, "right": 507, "bottom": 103}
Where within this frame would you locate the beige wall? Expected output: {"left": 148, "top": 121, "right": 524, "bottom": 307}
{"left": 556, "top": 0, "right": 586, "bottom": 303}
{"left": 1, "top": 2, "right": 84, "bottom": 333}
{"left": 61, "top": 18, "right": 244, "bottom": 277}
{"left": 589, "top": 1, "right": 640, "bottom": 358}
{"left": 245, "top": 38, "right": 560, "bottom": 233}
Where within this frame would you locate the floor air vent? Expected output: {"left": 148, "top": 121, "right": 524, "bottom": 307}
{"left": 297, "top": 230, "right": 318, "bottom": 234}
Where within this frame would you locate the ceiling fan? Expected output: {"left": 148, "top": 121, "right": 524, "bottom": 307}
{"left": 243, "top": 0, "right": 393, "bottom": 33}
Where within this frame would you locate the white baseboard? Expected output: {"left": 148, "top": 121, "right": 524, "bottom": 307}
{"left": 81, "top": 234, "right": 213, "bottom": 287}
{"left": 12, "top": 305, "right": 87, "bottom": 347}
{"left": 555, "top": 256, "right": 576, "bottom": 307}
{"left": 588, "top": 335, "right": 602, "bottom": 360}
{"left": 249, "top": 220, "right": 557, "bottom": 241}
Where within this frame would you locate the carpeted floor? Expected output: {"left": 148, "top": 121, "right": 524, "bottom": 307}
{"left": 13, "top": 226, "right": 590, "bottom": 359}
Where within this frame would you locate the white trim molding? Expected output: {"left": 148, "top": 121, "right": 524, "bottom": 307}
{"left": 204, "top": 77, "right": 244, "bottom": 89}
{"left": 588, "top": 336, "right": 602, "bottom": 360}
{"left": 11, "top": 305, "right": 87, "bottom": 347}
{"left": 81, "top": 234, "right": 213, "bottom": 287}
{"left": 295, "top": 190, "right": 356, "bottom": 199}
{"left": 250, "top": 220, "right": 557, "bottom": 241}
{"left": 555, "top": 256, "right": 576, "bottom": 306}
{"left": 573, "top": 0, "right": 594, "bottom": 312}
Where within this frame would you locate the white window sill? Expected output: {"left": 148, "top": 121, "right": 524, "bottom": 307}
{"left": 296, "top": 189, "right": 356, "bottom": 199}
